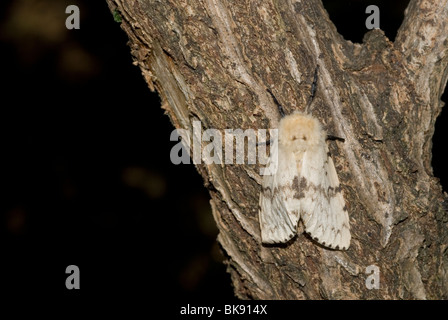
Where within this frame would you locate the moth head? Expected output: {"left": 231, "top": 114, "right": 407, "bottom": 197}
{"left": 278, "top": 112, "right": 323, "bottom": 147}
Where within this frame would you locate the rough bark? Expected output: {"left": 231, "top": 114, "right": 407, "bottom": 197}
{"left": 105, "top": 0, "right": 448, "bottom": 299}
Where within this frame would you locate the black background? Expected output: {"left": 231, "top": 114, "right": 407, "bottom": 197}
{"left": 0, "top": 0, "right": 446, "bottom": 302}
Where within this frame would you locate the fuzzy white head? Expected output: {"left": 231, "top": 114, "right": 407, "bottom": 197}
{"left": 278, "top": 112, "right": 326, "bottom": 152}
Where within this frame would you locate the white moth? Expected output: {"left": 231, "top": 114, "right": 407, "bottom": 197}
{"left": 259, "top": 111, "right": 351, "bottom": 250}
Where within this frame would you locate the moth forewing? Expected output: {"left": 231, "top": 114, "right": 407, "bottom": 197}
{"left": 259, "top": 143, "right": 299, "bottom": 243}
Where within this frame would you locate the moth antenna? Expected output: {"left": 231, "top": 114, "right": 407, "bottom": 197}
{"left": 305, "top": 64, "right": 319, "bottom": 113}
{"left": 267, "top": 88, "right": 286, "bottom": 118}
{"left": 326, "top": 134, "right": 345, "bottom": 142}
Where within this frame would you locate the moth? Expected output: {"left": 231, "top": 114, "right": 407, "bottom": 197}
{"left": 259, "top": 67, "right": 351, "bottom": 250}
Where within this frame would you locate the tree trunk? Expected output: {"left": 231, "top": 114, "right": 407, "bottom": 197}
{"left": 105, "top": 0, "right": 448, "bottom": 299}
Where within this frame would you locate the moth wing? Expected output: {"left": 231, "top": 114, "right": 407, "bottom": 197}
{"left": 259, "top": 144, "right": 301, "bottom": 244}
{"left": 300, "top": 143, "right": 351, "bottom": 250}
